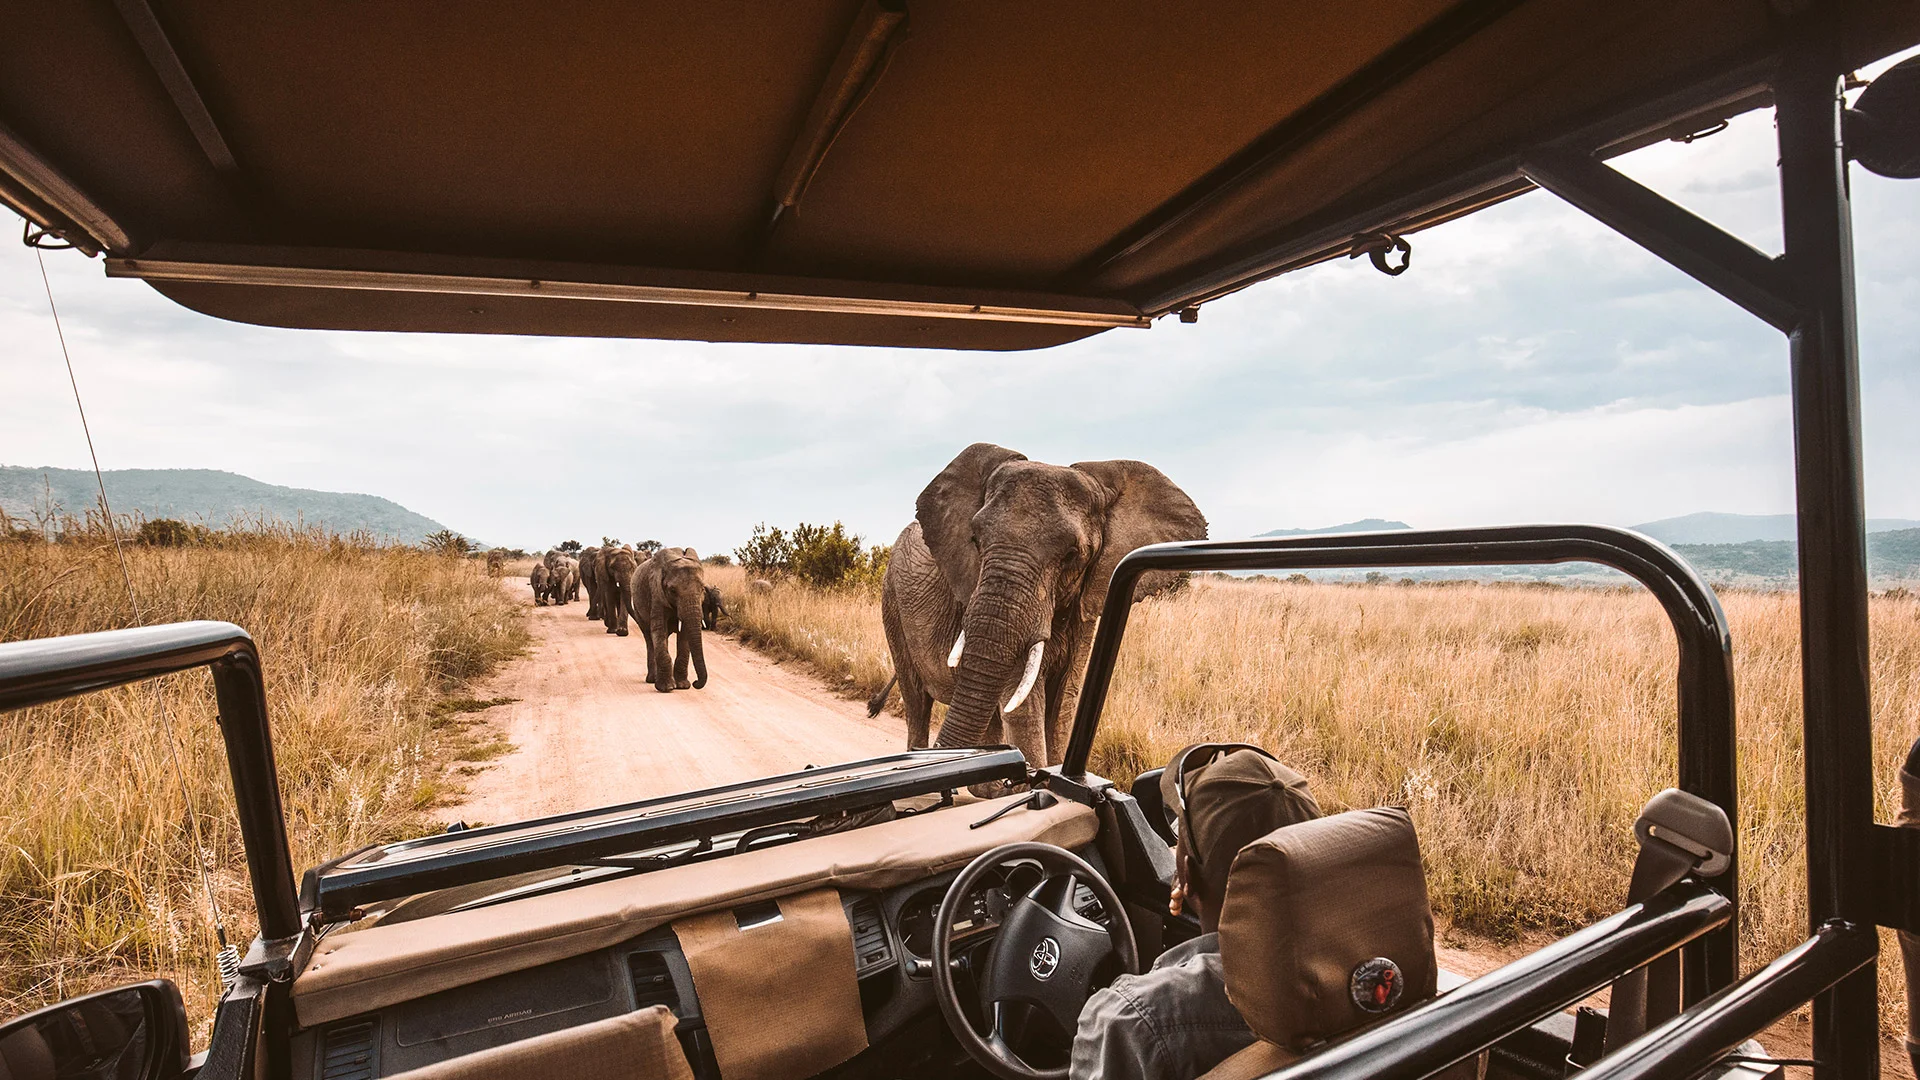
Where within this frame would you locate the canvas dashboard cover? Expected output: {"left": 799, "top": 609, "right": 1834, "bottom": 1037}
{"left": 4, "top": 2, "right": 1919, "bottom": 348}
{"left": 292, "top": 790, "right": 1097, "bottom": 1026}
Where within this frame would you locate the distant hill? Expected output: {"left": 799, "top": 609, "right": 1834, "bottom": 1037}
{"left": 1258, "top": 518, "right": 1412, "bottom": 537}
{"left": 0, "top": 466, "right": 451, "bottom": 543}
{"left": 1670, "top": 528, "right": 1920, "bottom": 585}
{"left": 1633, "top": 511, "right": 1920, "bottom": 545}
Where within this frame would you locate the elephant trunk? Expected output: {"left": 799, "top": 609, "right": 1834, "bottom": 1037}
{"left": 936, "top": 570, "right": 1048, "bottom": 750}
{"left": 681, "top": 598, "right": 708, "bottom": 689}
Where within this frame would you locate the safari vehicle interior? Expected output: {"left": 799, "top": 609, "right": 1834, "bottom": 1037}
{"left": 3, "top": 3, "right": 1920, "bottom": 1080}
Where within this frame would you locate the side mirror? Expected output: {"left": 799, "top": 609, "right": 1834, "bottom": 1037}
{"left": 0, "top": 980, "right": 189, "bottom": 1080}
{"left": 1848, "top": 54, "right": 1920, "bottom": 178}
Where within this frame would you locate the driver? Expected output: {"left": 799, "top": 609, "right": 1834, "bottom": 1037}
{"left": 1069, "top": 747, "right": 1322, "bottom": 1080}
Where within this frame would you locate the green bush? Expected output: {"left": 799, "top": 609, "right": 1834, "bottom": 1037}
{"left": 135, "top": 518, "right": 208, "bottom": 547}
{"left": 736, "top": 522, "right": 889, "bottom": 589}
{"left": 704, "top": 553, "right": 732, "bottom": 566}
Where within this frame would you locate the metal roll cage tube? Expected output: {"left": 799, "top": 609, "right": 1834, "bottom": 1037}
{"left": 1062, "top": 524, "right": 1740, "bottom": 1008}
{"left": 1571, "top": 920, "right": 1879, "bottom": 1080}
{"left": 0, "top": 621, "right": 302, "bottom": 943}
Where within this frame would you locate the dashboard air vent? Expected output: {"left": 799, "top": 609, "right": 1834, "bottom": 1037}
{"left": 318, "top": 1021, "right": 377, "bottom": 1080}
{"left": 847, "top": 895, "right": 892, "bottom": 974}
{"left": 628, "top": 951, "right": 681, "bottom": 1014}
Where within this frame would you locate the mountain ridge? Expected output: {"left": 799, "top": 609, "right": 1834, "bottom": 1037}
{"left": 0, "top": 465, "right": 451, "bottom": 543}
{"left": 1256, "top": 518, "right": 1412, "bottom": 537}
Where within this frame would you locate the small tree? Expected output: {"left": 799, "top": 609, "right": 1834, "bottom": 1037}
{"left": 789, "top": 522, "right": 864, "bottom": 588}
{"left": 423, "top": 530, "right": 473, "bottom": 557}
{"left": 136, "top": 518, "right": 204, "bottom": 547}
{"left": 557, "top": 539, "right": 582, "bottom": 554}
{"left": 704, "top": 553, "right": 733, "bottom": 566}
{"left": 736, "top": 524, "right": 790, "bottom": 577}
{"left": 636, "top": 539, "right": 663, "bottom": 555}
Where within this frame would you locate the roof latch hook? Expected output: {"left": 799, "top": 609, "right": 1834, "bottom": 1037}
{"left": 1350, "top": 232, "right": 1411, "bottom": 276}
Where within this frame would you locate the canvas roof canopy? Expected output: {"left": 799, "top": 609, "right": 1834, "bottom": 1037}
{"left": 3, "top": 1, "right": 1917, "bottom": 349}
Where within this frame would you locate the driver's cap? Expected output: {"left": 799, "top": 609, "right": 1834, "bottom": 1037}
{"left": 1161, "top": 744, "right": 1321, "bottom": 901}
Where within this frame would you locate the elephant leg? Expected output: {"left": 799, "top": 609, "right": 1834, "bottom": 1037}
{"left": 651, "top": 624, "right": 675, "bottom": 693}
{"left": 1045, "top": 629, "right": 1098, "bottom": 766}
{"left": 1001, "top": 701, "right": 1050, "bottom": 774}
{"left": 903, "top": 689, "right": 934, "bottom": 749}
{"left": 639, "top": 625, "right": 657, "bottom": 682}
{"left": 613, "top": 585, "right": 630, "bottom": 636}
{"left": 672, "top": 620, "right": 692, "bottom": 689}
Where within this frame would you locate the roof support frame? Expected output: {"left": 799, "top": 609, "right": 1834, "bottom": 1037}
{"left": 1518, "top": 146, "right": 1799, "bottom": 332}
{"left": 1773, "top": 15, "right": 1880, "bottom": 1080}
{"left": 110, "top": 0, "right": 240, "bottom": 175}
{"left": 1134, "top": 58, "right": 1779, "bottom": 316}
{"left": 104, "top": 252, "right": 1151, "bottom": 329}
{"left": 0, "top": 120, "right": 134, "bottom": 255}
{"left": 1062, "top": 0, "right": 1528, "bottom": 287}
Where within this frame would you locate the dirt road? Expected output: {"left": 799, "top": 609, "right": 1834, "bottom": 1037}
{"left": 445, "top": 592, "right": 907, "bottom": 826}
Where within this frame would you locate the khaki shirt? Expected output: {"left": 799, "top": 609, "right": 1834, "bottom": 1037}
{"left": 1069, "top": 934, "right": 1254, "bottom": 1080}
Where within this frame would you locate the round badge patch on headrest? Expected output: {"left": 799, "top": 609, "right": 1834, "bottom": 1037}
{"left": 1349, "top": 957, "right": 1405, "bottom": 1014}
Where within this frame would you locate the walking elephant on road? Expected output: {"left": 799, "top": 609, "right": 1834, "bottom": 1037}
{"left": 876, "top": 443, "right": 1206, "bottom": 768}
{"left": 529, "top": 563, "right": 553, "bottom": 606}
{"left": 701, "top": 585, "right": 727, "bottom": 631}
{"left": 632, "top": 547, "right": 709, "bottom": 692}
{"left": 579, "top": 547, "right": 604, "bottom": 619}
{"left": 552, "top": 556, "right": 579, "bottom": 605}
{"left": 600, "top": 546, "right": 639, "bottom": 635}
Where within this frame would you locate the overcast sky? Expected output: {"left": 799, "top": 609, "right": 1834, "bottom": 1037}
{"left": 5, "top": 95, "right": 1919, "bottom": 554}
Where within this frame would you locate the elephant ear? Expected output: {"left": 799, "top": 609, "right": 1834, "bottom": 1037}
{"left": 916, "top": 443, "right": 1027, "bottom": 605}
{"left": 1071, "top": 459, "right": 1208, "bottom": 622}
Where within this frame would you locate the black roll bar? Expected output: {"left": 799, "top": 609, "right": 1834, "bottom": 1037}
{"left": 0, "top": 621, "right": 302, "bottom": 941}
{"left": 1570, "top": 920, "right": 1878, "bottom": 1080}
{"left": 1259, "top": 878, "right": 1732, "bottom": 1080}
{"left": 1063, "top": 523, "right": 1739, "bottom": 996}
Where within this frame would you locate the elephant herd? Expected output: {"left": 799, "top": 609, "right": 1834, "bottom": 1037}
{"left": 517, "top": 441, "right": 1206, "bottom": 762}
{"left": 528, "top": 552, "right": 579, "bottom": 607}
{"left": 572, "top": 544, "right": 713, "bottom": 694}
{"left": 869, "top": 443, "right": 1207, "bottom": 770}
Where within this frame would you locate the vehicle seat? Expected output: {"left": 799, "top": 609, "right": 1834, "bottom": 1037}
{"left": 1201, "top": 806, "right": 1476, "bottom": 1080}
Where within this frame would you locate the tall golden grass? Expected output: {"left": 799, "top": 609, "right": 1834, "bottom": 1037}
{"left": 723, "top": 573, "right": 1915, "bottom": 1037}
{"left": 0, "top": 523, "right": 527, "bottom": 1039}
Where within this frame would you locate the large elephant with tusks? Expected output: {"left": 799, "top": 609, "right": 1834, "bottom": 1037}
{"left": 631, "top": 547, "right": 709, "bottom": 692}
{"left": 875, "top": 443, "right": 1205, "bottom": 768}
{"left": 600, "top": 546, "right": 639, "bottom": 635}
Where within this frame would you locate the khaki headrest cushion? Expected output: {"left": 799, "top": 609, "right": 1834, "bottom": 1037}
{"left": 1217, "top": 807, "right": 1436, "bottom": 1050}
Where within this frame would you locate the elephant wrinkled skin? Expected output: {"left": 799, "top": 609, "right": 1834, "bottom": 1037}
{"left": 878, "top": 443, "right": 1206, "bottom": 768}
{"left": 631, "top": 547, "right": 709, "bottom": 692}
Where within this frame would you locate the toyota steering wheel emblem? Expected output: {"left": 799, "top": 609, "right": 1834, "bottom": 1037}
{"left": 1029, "top": 937, "right": 1061, "bottom": 980}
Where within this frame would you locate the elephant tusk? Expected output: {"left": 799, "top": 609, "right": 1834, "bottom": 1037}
{"left": 947, "top": 630, "right": 966, "bottom": 668}
{"left": 1003, "top": 640, "right": 1045, "bottom": 714}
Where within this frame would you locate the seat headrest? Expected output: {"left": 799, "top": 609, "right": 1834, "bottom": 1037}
{"left": 1216, "top": 807, "right": 1436, "bottom": 1051}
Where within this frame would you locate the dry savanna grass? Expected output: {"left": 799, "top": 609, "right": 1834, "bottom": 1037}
{"left": 0, "top": 525, "right": 527, "bottom": 1039}
{"left": 723, "top": 572, "right": 1917, "bottom": 1038}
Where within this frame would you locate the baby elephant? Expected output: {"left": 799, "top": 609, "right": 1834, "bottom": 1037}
{"left": 701, "top": 585, "right": 727, "bottom": 631}
{"left": 632, "top": 547, "right": 709, "bottom": 692}
{"left": 529, "top": 563, "right": 553, "bottom": 605}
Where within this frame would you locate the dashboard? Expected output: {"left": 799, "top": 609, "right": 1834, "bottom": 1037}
{"left": 292, "top": 847, "right": 1115, "bottom": 1080}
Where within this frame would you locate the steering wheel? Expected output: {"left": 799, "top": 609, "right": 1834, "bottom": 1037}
{"left": 931, "top": 842, "right": 1139, "bottom": 1080}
